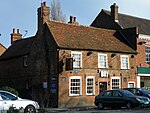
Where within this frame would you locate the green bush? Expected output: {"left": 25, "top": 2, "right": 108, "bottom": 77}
{"left": 0, "top": 86, "right": 19, "bottom": 96}
{"left": 7, "top": 105, "right": 23, "bottom": 113}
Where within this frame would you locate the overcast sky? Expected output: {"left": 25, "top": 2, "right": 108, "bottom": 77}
{"left": 1, "top": 0, "right": 150, "bottom": 48}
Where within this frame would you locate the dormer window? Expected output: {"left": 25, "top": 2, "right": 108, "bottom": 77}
{"left": 23, "top": 55, "right": 28, "bottom": 67}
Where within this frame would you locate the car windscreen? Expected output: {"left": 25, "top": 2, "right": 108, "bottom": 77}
{"left": 140, "top": 89, "right": 150, "bottom": 94}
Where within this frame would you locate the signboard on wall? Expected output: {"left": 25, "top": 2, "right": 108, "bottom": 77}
{"left": 100, "top": 70, "right": 108, "bottom": 78}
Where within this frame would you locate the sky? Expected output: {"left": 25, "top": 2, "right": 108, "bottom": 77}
{"left": 1, "top": 0, "right": 150, "bottom": 48}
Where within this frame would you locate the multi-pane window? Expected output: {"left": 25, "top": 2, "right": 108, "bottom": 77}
{"left": 86, "top": 76, "right": 95, "bottom": 95}
{"left": 145, "top": 46, "right": 150, "bottom": 63}
{"left": 98, "top": 54, "right": 107, "bottom": 68}
{"left": 71, "top": 51, "right": 82, "bottom": 68}
{"left": 121, "top": 55, "right": 129, "bottom": 69}
{"left": 111, "top": 77, "right": 120, "bottom": 89}
{"left": 69, "top": 76, "right": 82, "bottom": 96}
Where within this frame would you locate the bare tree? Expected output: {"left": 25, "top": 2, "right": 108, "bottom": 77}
{"left": 50, "top": 0, "right": 66, "bottom": 22}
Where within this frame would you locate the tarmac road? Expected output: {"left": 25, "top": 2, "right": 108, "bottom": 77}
{"left": 44, "top": 107, "right": 150, "bottom": 113}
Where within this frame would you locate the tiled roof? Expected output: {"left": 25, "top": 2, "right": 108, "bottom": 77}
{"left": 91, "top": 9, "right": 150, "bottom": 35}
{"left": 0, "top": 37, "right": 35, "bottom": 60}
{"left": 46, "top": 20, "right": 136, "bottom": 53}
{"left": 0, "top": 43, "right": 6, "bottom": 56}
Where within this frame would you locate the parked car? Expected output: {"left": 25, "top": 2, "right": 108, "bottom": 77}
{"left": 94, "top": 89, "right": 150, "bottom": 110}
{"left": 123, "top": 88, "right": 150, "bottom": 99}
{"left": 0, "top": 90, "right": 40, "bottom": 113}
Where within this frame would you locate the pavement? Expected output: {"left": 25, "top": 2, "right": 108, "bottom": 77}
{"left": 40, "top": 106, "right": 97, "bottom": 113}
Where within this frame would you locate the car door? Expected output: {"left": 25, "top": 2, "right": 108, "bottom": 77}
{"left": 0, "top": 95, "right": 5, "bottom": 111}
{"left": 1, "top": 94, "right": 14, "bottom": 111}
{"left": 101, "top": 90, "right": 113, "bottom": 106}
{"left": 0, "top": 92, "right": 18, "bottom": 110}
{"left": 112, "top": 90, "right": 124, "bottom": 107}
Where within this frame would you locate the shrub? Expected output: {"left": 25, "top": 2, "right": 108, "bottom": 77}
{"left": 7, "top": 105, "right": 23, "bottom": 113}
{"left": 0, "top": 86, "right": 19, "bottom": 96}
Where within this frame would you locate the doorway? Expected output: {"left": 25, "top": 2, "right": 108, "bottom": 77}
{"left": 99, "top": 82, "right": 107, "bottom": 94}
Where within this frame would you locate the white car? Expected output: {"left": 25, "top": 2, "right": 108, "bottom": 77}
{"left": 0, "top": 90, "right": 40, "bottom": 113}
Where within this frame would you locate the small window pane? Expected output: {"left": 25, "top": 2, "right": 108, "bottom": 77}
{"left": 86, "top": 77, "right": 94, "bottom": 95}
{"left": 70, "top": 77, "right": 82, "bottom": 96}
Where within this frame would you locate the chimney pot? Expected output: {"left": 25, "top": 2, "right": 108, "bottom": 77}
{"left": 110, "top": 3, "right": 119, "bottom": 22}
{"left": 13, "top": 28, "right": 15, "bottom": 33}
{"left": 74, "top": 17, "right": 76, "bottom": 22}
{"left": 68, "top": 16, "right": 79, "bottom": 25}
{"left": 11, "top": 28, "right": 22, "bottom": 44}
{"left": 37, "top": 1, "right": 50, "bottom": 33}
{"left": 70, "top": 16, "right": 74, "bottom": 22}
{"left": 17, "top": 29, "right": 19, "bottom": 34}
{"left": 42, "top": 2, "right": 46, "bottom": 7}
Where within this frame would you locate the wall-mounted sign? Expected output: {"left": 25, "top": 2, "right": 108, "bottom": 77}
{"left": 62, "top": 77, "right": 66, "bottom": 83}
{"left": 100, "top": 70, "right": 108, "bottom": 78}
{"left": 43, "top": 82, "right": 47, "bottom": 89}
{"left": 74, "top": 69, "right": 79, "bottom": 74}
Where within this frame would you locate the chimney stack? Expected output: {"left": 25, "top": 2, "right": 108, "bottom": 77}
{"left": 37, "top": 2, "right": 50, "bottom": 33}
{"left": 68, "top": 16, "right": 79, "bottom": 25}
{"left": 11, "top": 28, "right": 22, "bottom": 44}
{"left": 110, "top": 3, "right": 119, "bottom": 22}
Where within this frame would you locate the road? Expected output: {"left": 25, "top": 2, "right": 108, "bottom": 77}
{"left": 45, "top": 107, "right": 150, "bottom": 113}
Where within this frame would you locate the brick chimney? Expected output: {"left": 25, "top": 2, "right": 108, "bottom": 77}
{"left": 37, "top": 2, "right": 50, "bottom": 32}
{"left": 68, "top": 16, "right": 79, "bottom": 25}
{"left": 11, "top": 28, "right": 22, "bottom": 44}
{"left": 110, "top": 3, "right": 119, "bottom": 22}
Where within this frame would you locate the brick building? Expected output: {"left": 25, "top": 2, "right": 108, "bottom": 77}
{"left": 0, "top": 2, "right": 137, "bottom": 108}
{"left": 91, "top": 3, "right": 150, "bottom": 88}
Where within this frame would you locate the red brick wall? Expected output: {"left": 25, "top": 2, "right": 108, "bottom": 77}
{"left": 137, "top": 38, "right": 150, "bottom": 67}
{"left": 58, "top": 49, "right": 137, "bottom": 108}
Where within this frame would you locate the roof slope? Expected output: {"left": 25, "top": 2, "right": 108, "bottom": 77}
{"left": 91, "top": 10, "right": 150, "bottom": 35}
{"left": 0, "top": 43, "right": 6, "bottom": 56}
{"left": 47, "top": 20, "right": 136, "bottom": 53}
{"left": 0, "top": 37, "right": 35, "bottom": 60}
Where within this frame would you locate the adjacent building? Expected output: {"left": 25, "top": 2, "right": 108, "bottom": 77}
{"left": 0, "top": 2, "right": 138, "bottom": 108}
{"left": 91, "top": 3, "right": 150, "bottom": 89}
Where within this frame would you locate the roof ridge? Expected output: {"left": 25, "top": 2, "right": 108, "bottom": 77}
{"left": 48, "top": 19, "right": 116, "bottom": 33}
{"left": 103, "top": 9, "right": 150, "bottom": 21}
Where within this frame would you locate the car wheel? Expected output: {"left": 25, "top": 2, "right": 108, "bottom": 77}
{"left": 97, "top": 102, "right": 104, "bottom": 110}
{"left": 126, "top": 101, "right": 132, "bottom": 109}
{"left": 24, "top": 105, "right": 36, "bottom": 113}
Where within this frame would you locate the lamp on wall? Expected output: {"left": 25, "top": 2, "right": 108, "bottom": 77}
{"left": 131, "top": 55, "right": 134, "bottom": 58}
{"left": 95, "top": 81, "right": 98, "bottom": 86}
{"left": 138, "top": 41, "right": 146, "bottom": 45}
{"left": 87, "top": 51, "right": 93, "bottom": 56}
{"left": 111, "top": 53, "right": 116, "bottom": 57}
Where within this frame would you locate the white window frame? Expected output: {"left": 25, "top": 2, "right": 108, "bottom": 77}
{"left": 98, "top": 53, "right": 108, "bottom": 68}
{"left": 128, "top": 82, "right": 135, "bottom": 88}
{"left": 145, "top": 46, "right": 150, "bottom": 63}
{"left": 69, "top": 76, "right": 82, "bottom": 96}
{"left": 86, "top": 76, "right": 95, "bottom": 95}
{"left": 71, "top": 51, "right": 82, "bottom": 68}
{"left": 121, "top": 55, "right": 129, "bottom": 69}
{"left": 111, "top": 77, "right": 120, "bottom": 89}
